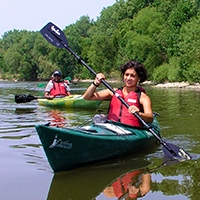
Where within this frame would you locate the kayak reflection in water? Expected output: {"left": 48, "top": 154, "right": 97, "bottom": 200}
{"left": 44, "top": 70, "right": 71, "bottom": 99}
{"left": 49, "top": 110, "right": 66, "bottom": 127}
{"left": 102, "top": 169, "right": 150, "bottom": 200}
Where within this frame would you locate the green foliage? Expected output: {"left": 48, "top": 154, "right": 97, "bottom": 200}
{"left": 167, "top": 57, "right": 182, "bottom": 82}
{"left": 132, "top": 7, "right": 164, "bottom": 36}
{"left": 157, "top": 0, "right": 198, "bottom": 58}
{"left": 183, "top": 63, "right": 200, "bottom": 83}
{"left": 0, "top": 0, "right": 200, "bottom": 83}
{"left": 152, "top": 57, "right": 182, "bottom": 83}
{"left": 152, "top": 63, "right": 169, "bottom": 83}
{"left": 37, "top": 56, "right": 59, "bottom": 80}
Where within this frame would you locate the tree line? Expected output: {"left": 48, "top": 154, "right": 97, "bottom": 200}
{"left": 0, "top": 0, "right": 200, "bottom": 83}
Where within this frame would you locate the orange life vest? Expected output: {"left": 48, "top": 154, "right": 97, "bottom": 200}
{"left": 50, "top": 81, "right": 67, "bottom": 97}
{"left": 107, "top": 87, "right": 144, "bottom": 126}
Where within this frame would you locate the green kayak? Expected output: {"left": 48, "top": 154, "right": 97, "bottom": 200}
{"left": 35, "top": 116, "right": 160, "bottom": 172}
{"left": 37, "top": 94, "right": 102, "bottom": 110}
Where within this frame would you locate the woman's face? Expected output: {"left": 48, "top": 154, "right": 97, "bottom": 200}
{"left": 123, "top": 68, "right": 140, "bottom": 88}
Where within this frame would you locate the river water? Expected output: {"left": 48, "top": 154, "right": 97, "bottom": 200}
{"left": 0, "top": 81, "right": 200, "bottom": 200}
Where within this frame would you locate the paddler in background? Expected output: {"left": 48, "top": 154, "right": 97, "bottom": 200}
{"left": 44, "top": 70, "right": 71, "bottom": 99}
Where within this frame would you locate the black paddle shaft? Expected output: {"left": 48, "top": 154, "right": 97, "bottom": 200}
{"left": 40, "top": 22, "right": 192, "bottom": 160}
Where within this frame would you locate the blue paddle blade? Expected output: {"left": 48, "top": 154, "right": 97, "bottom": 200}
{"left": 162, "top": 142, "right": 192, "bottom": 160}
{"left": 40, "top": 22, "right": 68, "bottom": 48}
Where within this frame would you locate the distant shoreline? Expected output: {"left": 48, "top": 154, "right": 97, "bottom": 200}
{"left": 151, "top": 81, "right": 200, "bottom": 89}
{"left": 80, "top": 79, "right": 200, "bottom": 89}
{"left": 1, "top": 78, "right": 200, "bottom": 89}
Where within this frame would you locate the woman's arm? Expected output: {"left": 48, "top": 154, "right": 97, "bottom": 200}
{"left": 83, "top": 73, "right": 113, "bottom": 100}
{"left": 83, "top": 84, "right": 112, "bottom": 100}
{"left": 128, "top": 92, "right": 153, "bottom": 123}
{"left": 139, "top": 93, "right": 153, "bottom": 123}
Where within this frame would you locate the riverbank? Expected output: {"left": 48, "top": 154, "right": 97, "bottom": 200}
{"left": 1, "top": 78, "right": 200, "bottom": 89}
{"left": 151, "top": 82, "right": 200, "bottom": 89}
{"left": 80, "top": 79, "right": 200, "bottom": 89}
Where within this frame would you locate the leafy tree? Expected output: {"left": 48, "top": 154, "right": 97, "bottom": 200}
{"left": 37, "top": 56, "right": 59, "bottom": 80}
{"left": 0, "top": 0, "right": 200, "bottom": 83}
{"left": 116, "top": 7, "right": 165, "bottom": 76}
{"left": 158, "top": 0, "right": 198, "bottom": 58}
{"left": 62, "top": 16, "right": 93, "bottom": 79}
{"left": 3, "top": 50, "right": 22, "bottom": 78}
{"left": 177, "top": 16, "right": 200, "bottom": 82}
{"left": 152, "top": 57, "right": 182, "bottom": 83}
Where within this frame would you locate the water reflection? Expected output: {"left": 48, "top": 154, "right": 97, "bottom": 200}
{"left": 102, "top": 169, "right": 150, "bottom": 199}
{"left": 1, "top": 81, "right": 200, "bottom": 200}
{"left": 150, "top": 159, "right": 199, "bottom": 200}
{"left": 48, "top": 109, "right": 67, "bottom": 127}
{"left": 47, "top": 157, "right": 151, "bottom": 200}
{"left": 47, "top": 158, "right": 181, "bottom": 200}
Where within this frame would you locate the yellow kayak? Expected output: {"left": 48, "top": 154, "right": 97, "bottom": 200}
{"left": 37, "top": 95, "right": 102, "bottom": 110}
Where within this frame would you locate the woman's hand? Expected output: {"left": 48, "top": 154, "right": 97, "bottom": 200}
{"left": 128, "top": 105, "right": 139, "bottom": 114}
{"left": 93, "top": 73, "right": 106, "bottom": 86}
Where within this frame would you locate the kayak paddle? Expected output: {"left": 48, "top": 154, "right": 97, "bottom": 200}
{"left": 40, "top": 22, "right": 192, "bottom": 160}
{"left": 15, "top": 94, "right": 44, "bottom": 103}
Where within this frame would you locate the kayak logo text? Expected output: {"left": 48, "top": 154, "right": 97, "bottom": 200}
{"left": 49, "top": 134, "right": 73, "bottom": 149}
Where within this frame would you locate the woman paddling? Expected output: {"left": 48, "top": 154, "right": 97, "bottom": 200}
{"left": 83, "top": 60, "right": 153, "bottom": 126}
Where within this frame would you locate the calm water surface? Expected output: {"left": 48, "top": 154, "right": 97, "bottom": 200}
{"left": 0, "top": 81, "right": 200, "bottom": 200}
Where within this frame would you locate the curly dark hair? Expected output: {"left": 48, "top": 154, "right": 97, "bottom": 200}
{"left": 120, "top": 60, "right": 148, "bottom": 83}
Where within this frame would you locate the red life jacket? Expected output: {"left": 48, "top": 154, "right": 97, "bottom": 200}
{"left": 50, "top": 81, "right": 67, "bottom": 97}
{"left": 112, "top": 170, "right": 143, "bottom": 199}
{"left": 107, "top": 87, "right": 145, "bottom": 126}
